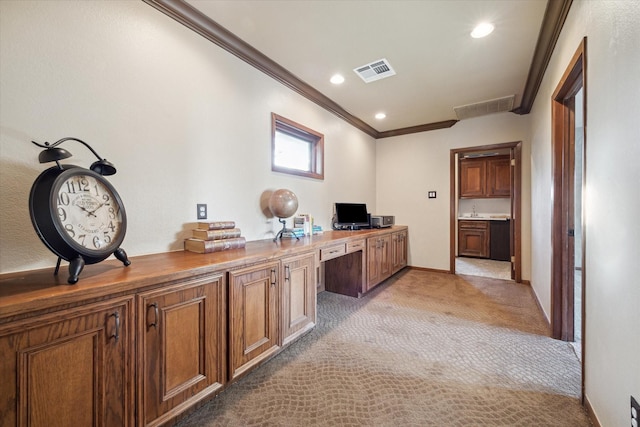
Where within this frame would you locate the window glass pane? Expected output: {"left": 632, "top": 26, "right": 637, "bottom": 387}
{"left": 274, "top": 130, "right": 311, "bottom": 172}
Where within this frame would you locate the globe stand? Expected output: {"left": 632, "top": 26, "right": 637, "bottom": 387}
{"left": 273, "top": 218, "right": 299, "bottom": 242}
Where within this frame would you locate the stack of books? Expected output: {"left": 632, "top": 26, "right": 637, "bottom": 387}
{"left": 282, "top": 225, "right": 323, "bottom": 238}
{"left": 184, "top": 221, "right": 246, "bottom": 253}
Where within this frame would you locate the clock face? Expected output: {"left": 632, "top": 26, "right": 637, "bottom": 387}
{"left": 52, "top": 171, "right": 125, "bottom": 255}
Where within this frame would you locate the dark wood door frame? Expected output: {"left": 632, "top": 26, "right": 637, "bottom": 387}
{"left": 450, "top": 141, "right": 522, "bottom": 283}
{"left": 551, "top": 38, "right": 587, "bottom": 342}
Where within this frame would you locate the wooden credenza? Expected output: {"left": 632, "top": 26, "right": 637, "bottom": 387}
{"left": 0, "top": 226, "right": 407, "bottom": 426}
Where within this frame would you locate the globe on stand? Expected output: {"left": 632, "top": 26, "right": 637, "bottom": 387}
{"left": 269, "top": 189, "right": 299, "bottom": 241}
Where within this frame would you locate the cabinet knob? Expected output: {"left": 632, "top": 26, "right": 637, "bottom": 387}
{"left": 270, "top": 268, "right": 277, "bottom": 287}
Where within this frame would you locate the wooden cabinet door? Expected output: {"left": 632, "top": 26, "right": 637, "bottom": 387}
{"left": 458, "top": 221, "right": 490, "bottom": 258}
{"left": 228, "top": 261, "right": 280, "bottom": 381}
{"left": 459, "top": 158, "right": 486, "bottom": 197}
{"left": 138, "top": 275, "right": 225, "bottom": 427}
{"left": 367, "top": 237, "right": 382, "bottom": 289}
{"left": 487, "top": 156, "right": 511, "bottom": 197}
{"left": 281, "top": 253, "right": 316, "bottom": 346}
{"left": 0, "top": 297, "right": 133, "bottom": 427}
{"left": 367, "top": 234, "right": 392, "bottom": 291}
{"left": 379, "top": 234, "right": 392, "bottom": 280}
{"left": 392, "top": 230, "right": 408, "bottom": 273}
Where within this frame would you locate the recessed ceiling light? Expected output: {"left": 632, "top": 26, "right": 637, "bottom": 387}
{"left": 471, "top": 22, "right": 494, "bottom": 38}
{"left": 375, "top": 112, "right": 386, "bottom": 120}
{"left": 330, "top": 74, "right": 345, "bottom": 84}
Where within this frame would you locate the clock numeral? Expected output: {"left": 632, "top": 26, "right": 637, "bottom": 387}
{"left": 64, "top": 224, "right": 75, "bottom": 238}
{"left": 103, "top": 231, "right": 112, "bottom": 244}
{"left": 77, "top": 234, "right": 86, "bottom": 245}
{"left": 79, "top": 178, "right": 90, "bottom": 192}
{"left": 57, "top": 207, "right": 67, "bottom": 222}
{"left": 102, "top": 194, "right": 111, "bottom": 204}
{"left": 66, "top": 178, "right": 91, "bottom": 194}
{"left": 58, "top": 192, "right": 70, "bottom": 206}
{"left": 93, "top": 236, "right": 102, "bottom": 249}
{"left": 108, "top": 207, "right": 119, "bottom": 220}
{"left": 107, "top": 221, "right": 116, "bottom": 232}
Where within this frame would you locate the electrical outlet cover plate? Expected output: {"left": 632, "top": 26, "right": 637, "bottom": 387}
{"left": 197, "top": 204, "right": 207, "bottom": 220}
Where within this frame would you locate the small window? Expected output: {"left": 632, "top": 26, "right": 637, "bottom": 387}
{"left": 272, "top": 113, "right": 324, "bottom": 180}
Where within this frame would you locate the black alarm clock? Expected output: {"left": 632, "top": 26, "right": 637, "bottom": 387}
{"left": 29, "top": 138, "right": 130, "bottom": 284}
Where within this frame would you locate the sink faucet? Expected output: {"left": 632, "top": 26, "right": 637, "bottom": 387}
{"left": 472, "top": 204, "right": 477, "bottom": 217}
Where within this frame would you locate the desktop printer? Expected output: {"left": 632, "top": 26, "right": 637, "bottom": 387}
{"left": 370, "top": 215, "right": 394, "bottom": 228}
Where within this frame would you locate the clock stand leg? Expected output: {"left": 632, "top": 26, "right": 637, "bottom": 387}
{"left": 54, "top": 257, "right": 62, "bottom": 276}
{"left": 114, "top": 247, "right": 131, "bottom": 266}
{"left": 67, "top": 256, "right": 85, "bottom": 284}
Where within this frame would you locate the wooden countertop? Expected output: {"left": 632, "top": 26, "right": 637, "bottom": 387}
{"left": 0, "top": 226, "right": 407, "bottom": 322}
{"left": 458, "top": 216, "right": 510, "bottom": 221}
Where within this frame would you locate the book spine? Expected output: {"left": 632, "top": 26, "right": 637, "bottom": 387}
{"left": 185, "top": 237, "right": 246, "bottom": 253}
{"left": 192, "top": 228, "right": 241, "bottom": 240}
{"left": 197, "top": 221, "right": 236, "bottom": 230}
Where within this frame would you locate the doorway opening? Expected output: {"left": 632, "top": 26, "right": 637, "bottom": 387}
{"left": 551, "top": 37, "right": 586, "bottom": 377}
{"left": 450, "top": 142, "right": 522, "bottom": 282}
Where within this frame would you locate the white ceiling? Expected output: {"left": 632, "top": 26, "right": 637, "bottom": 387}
{"left": 186, "top": 0, "right": 547, "bottom": 133}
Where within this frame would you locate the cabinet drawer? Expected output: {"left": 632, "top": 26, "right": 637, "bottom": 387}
{"left": 459, "top": 220, "right": 488, "bottom": 229}
{"left": 346, "top": 239, "right": 365, "bottom": 253}
{"left": 320, "top": 243, "right": 346, "bottom": 261}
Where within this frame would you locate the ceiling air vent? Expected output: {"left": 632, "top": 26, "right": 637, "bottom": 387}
{"left": 353, "top": 58, "right": 396, "bottom": 83}
{"left": 453, "top": 95, "right": 515, "bottom": 120}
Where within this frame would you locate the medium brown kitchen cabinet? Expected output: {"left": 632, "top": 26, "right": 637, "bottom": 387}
{"left": 458, "top": 220, "right": 490, "bottom": 258}
{"left": 459, "top": 158, "right": 486, "bottom": 197}
{"left": 281, "top": 252, "right": 316, "bottom": 346}
{"left": 487, "top": 156, "right": 511, "bottom": 197}
{"left": 137, "top": 275, "right": 225, "bottom": 427}
{"left": 228, "top": 261, "right": 281, "bottom": 381}
{"left": 460, "top": 155, "right": 510, "bottom": 198}
{"left": 367, "top": 234, "right": 392, "bottom": 291}
{"left": 391, "top": 229, "right": 408, "bottom": 273}
{"left": 0, "top": 297, "right": 134, "bottom": 427}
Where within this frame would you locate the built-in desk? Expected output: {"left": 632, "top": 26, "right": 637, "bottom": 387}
{"left": 0, "top": 225, "right": 408, "bottom": 426}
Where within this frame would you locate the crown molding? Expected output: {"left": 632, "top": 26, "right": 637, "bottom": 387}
{"left": 144, "top": 0, "right": 571, "bottom": 137}
{"left": 376, "top": 120, "right": 459, "bottom": 139}
{"left": 513, "top": 0, "right": 573, "bottom": 115}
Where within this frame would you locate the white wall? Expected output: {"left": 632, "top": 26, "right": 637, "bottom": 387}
{"left": 375, "top": 112, "right": 531, "bottom": 279}
{"left": 3, "top": 1, "right": 638, "bottom": 425}
{"left": 528, "top": 1, "right": 640, "bottom": 426}
{"left": 0, "top": 1, "right": 376, "bottom": 274}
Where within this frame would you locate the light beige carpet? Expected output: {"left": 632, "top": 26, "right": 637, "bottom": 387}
{"left": 175, "top": 269, "right": 591, "bottom": 426}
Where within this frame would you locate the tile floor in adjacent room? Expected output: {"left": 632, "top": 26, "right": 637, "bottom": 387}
{"left": 455, "top": 256, "right": 512, "bottom": 281}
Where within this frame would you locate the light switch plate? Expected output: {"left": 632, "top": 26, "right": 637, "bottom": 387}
{"left": 197, "top": 204, "right": 207, "bottom": 220}
{"left": 428, "top": 191, "right": 437, "bottom": 199}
